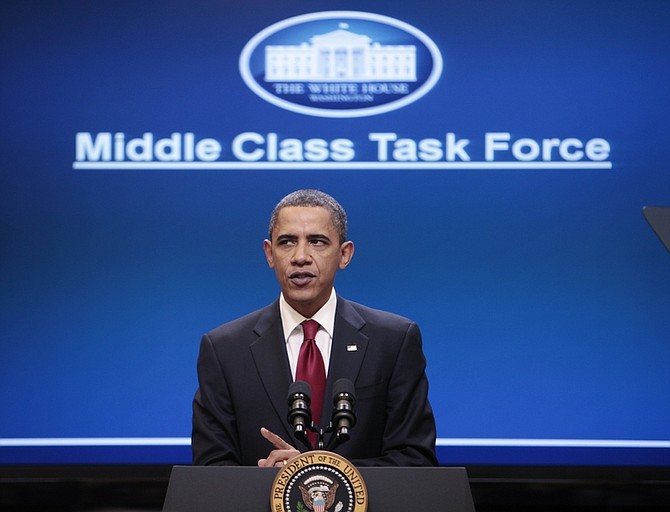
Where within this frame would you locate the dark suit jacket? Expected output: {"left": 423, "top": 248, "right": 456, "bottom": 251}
{"left": 192, "top": 296, "right": 437, "bottom": 466}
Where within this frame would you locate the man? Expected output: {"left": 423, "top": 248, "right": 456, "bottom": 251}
{"left": 192, "top": 189, "right": 437, "bottom": 467}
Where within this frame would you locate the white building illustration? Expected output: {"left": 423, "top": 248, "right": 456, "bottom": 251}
{"left": 265, "top": 23, "right": 416, "bottom": 82}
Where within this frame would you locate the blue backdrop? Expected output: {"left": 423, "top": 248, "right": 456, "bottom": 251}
{"left": 1, "top": 0, "right": 669, "bottom": 466}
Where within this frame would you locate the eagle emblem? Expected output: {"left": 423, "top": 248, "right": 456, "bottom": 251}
{"left": 270, "top": 451, "right": 367, "bottom": 512}
{"left": 298, "top": 474, "right": 341, "bottom": 512}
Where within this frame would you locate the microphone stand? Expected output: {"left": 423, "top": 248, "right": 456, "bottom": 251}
{"left": 301, "top": 421, "right": 347, "bottom": 452}
{"left": 298, "top": 422, "right": 333, "bottom": 451}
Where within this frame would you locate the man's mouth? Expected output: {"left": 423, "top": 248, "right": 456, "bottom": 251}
{"left": 289, "top": 272, "right": 316, "bottom": 286}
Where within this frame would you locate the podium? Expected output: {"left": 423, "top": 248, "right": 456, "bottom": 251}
{"left": 643, "top": 206, "right": 670, "bottom": 253}
{"left": 162, "top": 465, "right": 476, "bottom": 512}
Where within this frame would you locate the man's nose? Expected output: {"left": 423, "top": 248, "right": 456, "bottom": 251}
{"left": 291, "top": 241, "right": 312, "bottom": 264}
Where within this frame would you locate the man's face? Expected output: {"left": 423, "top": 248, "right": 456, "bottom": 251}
{"left": 264, "top": 206, "right": 354, "bottom": 318}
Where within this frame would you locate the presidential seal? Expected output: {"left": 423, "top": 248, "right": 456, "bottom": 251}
{"left": 271, "top": 451, "right": 367, "bottom": 512}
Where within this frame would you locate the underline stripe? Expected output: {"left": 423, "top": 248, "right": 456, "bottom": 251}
{"left": 72, "top": 161, "right": 613, "bottom": 171}
{"left": 0, "top": 438, "right": 191, "bottom": 447}
{"left": 436, "top": 438, "right": 670, "bottom": 449}
{"left": 1, "top": 437, "right": 666, "bottom": 448}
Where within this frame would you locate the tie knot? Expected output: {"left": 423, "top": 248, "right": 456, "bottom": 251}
{"left": 301, "top": 319, "right": 320, "bottom": 341}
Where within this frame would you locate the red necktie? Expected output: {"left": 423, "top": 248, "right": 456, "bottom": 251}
{"left": 296, "top": 319, "right": 326, "bottom": 447}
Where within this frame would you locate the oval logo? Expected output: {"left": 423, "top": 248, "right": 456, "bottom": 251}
{"left": 270, "top": 451, "right": 367, "bottom": 512}
{"left": 239, "top": 11, "right": 443, "bottom": 118}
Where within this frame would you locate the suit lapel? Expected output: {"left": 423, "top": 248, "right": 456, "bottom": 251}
{"left": 323, "top": 298, "right": 368, "bottom": 422}
{"left": 248, "top": 298, "right": 369, "bottom": 441}
{"left": 249, "top": 303, "right": 294, "bottom": 441}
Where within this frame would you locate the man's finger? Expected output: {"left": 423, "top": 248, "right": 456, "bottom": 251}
{"left": 260, "top": 427, "right": 293, "bottom": 450}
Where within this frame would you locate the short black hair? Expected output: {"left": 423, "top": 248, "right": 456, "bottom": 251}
{"left": 268, "top": 189, "right": 348, "bottom": 244}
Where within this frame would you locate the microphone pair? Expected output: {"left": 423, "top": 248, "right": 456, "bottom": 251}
{"left": 287, "top": 378, "right": 356, "bottom": 451}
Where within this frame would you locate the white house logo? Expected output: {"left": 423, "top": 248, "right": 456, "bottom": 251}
{"left": 239, "top": 11, "right": 443, "bottom": 118}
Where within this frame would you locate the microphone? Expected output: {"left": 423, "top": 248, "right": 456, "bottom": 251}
{"left": 331, "top": 378, "right": 356, "bottom": 443}
{"left": 287, "top": 380, "right": 312, "bottom": 448}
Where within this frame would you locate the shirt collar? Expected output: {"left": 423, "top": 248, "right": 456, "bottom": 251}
{"left": 279, "top": 288, "right": 337, "bottom": 341}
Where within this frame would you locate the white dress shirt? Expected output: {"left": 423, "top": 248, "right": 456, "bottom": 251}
{"left": 279, "top": 288, "right": 337, "bottom": 379}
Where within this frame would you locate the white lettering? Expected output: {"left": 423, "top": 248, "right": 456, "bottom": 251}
{"left": 232, "top": 132, "right": 265, "bottom": 161}
{"left": 273, "top": 83, "right": 305, "bottom": 94}
{"left": 445, "top": 133, "right": 471, "bottom": 161}
{"left": 184, "top": 133, "right": 195, "bottom": 161}
{"left": 304, "top": 138, "right": 329, "bottom": 162}
{"left": 278, "top": 138, "right": 304, "bottom": 162}
{"left": 266, "top": 133, "right": 278, "bottom": 162}
{"left": 195, "top": 138, "right": 221, "bottom": 161}
{"left": 114, "top": 133, "right": 125, "bottom": 161}
{"left": 393, "top": 138, "right": 418, "bottom": 162}
{"left": 558, "top": 138, "right": 584, "bottom": 161}
{"left": 368, "top": 132, "right": 397, "bottom": 161}
{"left": 231, "top": 132, "right": 355, "bottom": 162}
{"left": 485, "top": 132, "right": 510, "bottom": 161}
{"left": 418, "top": 138, "right": 443, "bottom": 161}
{"left": 154, "top": 133, "right": 182, "bottom": 161}
{"left": 76, "top": 132, "right": 111, "bottom": 161}
{"left": 126, "top": 133, "right": 153, "bottom": 161}
{"left": 485, "top": 133, "right": 609, "bottom": 162}
{"left": 512, "top": 138, "right": 541, "bottom": 161}
{"left": 75, "top": 132, "right": 611, "bottom": 166}
{"left": 330, "top": 139, "right": 355, "bottom": 162}
{"left": 585, "top": 138, "right": 610, "bottom": 161}
{"left": 541, "top": 138, "right": 561, "bottom": 161}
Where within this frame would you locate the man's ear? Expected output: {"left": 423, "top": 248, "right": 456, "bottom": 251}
{"left": 339, "top": 241, "right": 355, "bottom": 269}
{"left": 263, "top": 239, "right": 275, "bottom": 268}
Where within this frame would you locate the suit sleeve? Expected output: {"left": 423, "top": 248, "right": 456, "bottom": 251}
{"left": 352, "top": 321, "right": 438, "bottom": 467}
{"left": 191, "top": 334, "right": 242, "bottom": 465}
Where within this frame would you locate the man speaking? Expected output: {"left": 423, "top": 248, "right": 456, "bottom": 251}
{"left": 192, "top": 189, "right": 437, "bottom": 467}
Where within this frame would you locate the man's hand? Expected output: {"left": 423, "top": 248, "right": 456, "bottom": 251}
{"left": 257, "top": 427, "right": 301, "bottom": 467}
